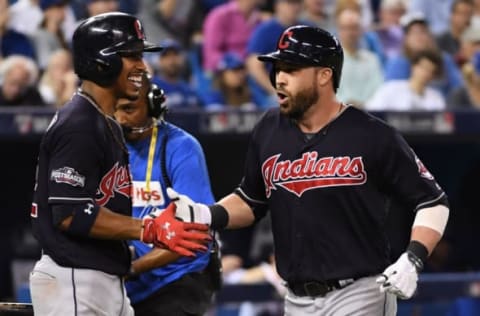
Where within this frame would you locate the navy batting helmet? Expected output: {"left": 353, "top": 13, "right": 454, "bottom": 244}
{"left": 72, "top": 12, "right": 162, "bottom": 87}
{"left": 258, "top": 25, "right": 344, "bottom": 91}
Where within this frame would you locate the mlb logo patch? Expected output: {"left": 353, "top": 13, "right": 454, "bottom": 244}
{"left": 51, "top": 167, "right": 86, "bottom": 187}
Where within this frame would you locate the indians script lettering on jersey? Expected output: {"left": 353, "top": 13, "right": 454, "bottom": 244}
{"left": 96, "top": 162, "right": 132, "bottom": 205}
{"left": 262, "top": 152, "right": 367, "bottom": 197}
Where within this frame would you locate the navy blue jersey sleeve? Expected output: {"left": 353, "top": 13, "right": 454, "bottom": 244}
{"left": 237, "top": 123, "right": 269, "bottom": 219}
{"left": 47, "top": 131, "right": 103, "bottom": 205}
{"left": 379, "top": 128, "right": 448, "bottom": 211}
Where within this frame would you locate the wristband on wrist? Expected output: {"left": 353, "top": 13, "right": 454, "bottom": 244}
{"left": 209, "top": 204, "right": 229, "bottom": 230}
{"left": 407, "top": 240, "right": 428, "bottom": 272}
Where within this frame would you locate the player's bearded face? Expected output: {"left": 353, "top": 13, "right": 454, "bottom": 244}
{"left": 280, "top": 75, "right": 319, "bottom": 120}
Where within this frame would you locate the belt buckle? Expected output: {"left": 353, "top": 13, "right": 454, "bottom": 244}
{"left": 303, "top": 281, "right": 329, "bottom": 297}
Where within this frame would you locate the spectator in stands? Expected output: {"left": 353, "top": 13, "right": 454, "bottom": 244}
{"left": 385, "top": 12, "right": 463, "bottom": 97}
{"left": 69, "top": 0, "right": 118, "bottom": 20}
{"left": 436, "top": 0, "right": 473, "bottom": 56}
{"left": 0, "top": 0, "right": 36, "bottom": 60}
{"left": 335, "top": 9, "right": 384, "bottom": 107}
{"left": 372, "top": 0, "right": 407, "bottom": 62}
{"left": 202, "top": 0, "right": 263, "bottom": 72}
{"left": 136, "top": 0, "right": 205, "bottom": 49}
{"left": 334, "top": 0, "right": 387, "bottom": 65}
{"left": 454, "top": 23, "right": 480, "bottom": 67}
{"left": 0, "top": 55, "right": 45, "bottom": 106}
{"left": 152, "top": 39, "right": 202, "bottom": 109}
{"left": 8, "top": 0, "right": 76, "bottom": 43}
{"left": 38, "top": 49, "right": 77, "bottom": 108}
{"left": 7, "top": 0, "right": 44, "bottom": 37}
{"left": 246, "top": 0, "right": 303, "bottom": 108}
{"left": 407, "top": 0, "right": 454, "bottom": 35}
{"left": 366, "top": 50, "right": 446, "bottom": 111}
{"left": 31, "top": 0, "right": 69, "bottom": 70}
{"left": 448, "top": 26, "right": 480, "bottom": 109}
{"left": 85, "top": 0, "right": 119, "bottom": 16}
{"left": 300, "top": 0, "right": 335, "bottom": 32}
{"left": 334, "top": 0, "right": 374, "bottom": 29}
{"left": 203, "top": 52, "right": 257, "bottom": 111}
{"left": 472, "top": 0, "right": 480, "bottom": 27}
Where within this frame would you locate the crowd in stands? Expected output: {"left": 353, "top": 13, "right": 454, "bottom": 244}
{"left": 0, "top": 0, "right": 480, "bottom": 111}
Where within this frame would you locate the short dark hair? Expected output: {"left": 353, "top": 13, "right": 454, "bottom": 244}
{"left": 411, "top": 50, "right": 444, "bottom": 78}
{"left": 451, "top": 0, "right": 473, "bottom": 12}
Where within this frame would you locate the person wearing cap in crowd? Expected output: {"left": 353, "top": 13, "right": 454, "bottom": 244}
{"left": 151, "top": 38, "right": 202, "bottom": 109}
{"left": 203, "top": 52, "right": 258, "bottom": 111}
{"left": 448, "top": 24, "right": 480, "bottom": 109}
{"left": 384, "top": 11, "right": 463, "bottom": 97}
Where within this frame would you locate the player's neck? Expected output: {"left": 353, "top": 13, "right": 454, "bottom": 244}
{"left": 79, "top": 82, "right": 117, "bottom": 116}
{"left": 297, "top": 99, "right": 344, "bottom": 133}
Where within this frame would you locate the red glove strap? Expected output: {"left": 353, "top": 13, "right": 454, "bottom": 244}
{"left": 141, "top": 218, "right": 156, "bottom": 243}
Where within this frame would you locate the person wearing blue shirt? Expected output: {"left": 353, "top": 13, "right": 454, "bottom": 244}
{"left": 385, "top": 12, "right": 463, "bottom": 96}
{"left": 151, "top": 39, "right": 202, "bottom": 109}
{"left": 115, "top": 74, "right": 218, "bottom": 316}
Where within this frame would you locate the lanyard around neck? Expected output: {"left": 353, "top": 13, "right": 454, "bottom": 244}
{"left": 145, "top": 118, "right": 158, "bottom": 201}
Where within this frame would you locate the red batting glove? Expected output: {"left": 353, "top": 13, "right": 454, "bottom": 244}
{"left": 140, "top": 203, "right": 210, "bottom": 257}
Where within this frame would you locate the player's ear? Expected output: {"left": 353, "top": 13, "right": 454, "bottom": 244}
{"left": 317, "top": 67, "right": 333, "bottom": 88}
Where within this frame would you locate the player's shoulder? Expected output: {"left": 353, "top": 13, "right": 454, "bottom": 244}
{"left": 254, "top": 107, "right": 283, "bottom": 128}
{"left": 344, "top": 106, "right": 398, "bottom": 136}
{"left": 46, "top": 94, "right": 105, "bottom": 138}
{"left": 258, "top": 107, "right": 281, "bottom": 121}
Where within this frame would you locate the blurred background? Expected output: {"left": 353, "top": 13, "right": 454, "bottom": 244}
{"left": 1, "top": 0, "right": 480, "bottom": 315}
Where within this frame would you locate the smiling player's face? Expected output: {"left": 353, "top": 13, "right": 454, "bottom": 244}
{"left": 113, "top": 52, "right": 147, "bottom": 101}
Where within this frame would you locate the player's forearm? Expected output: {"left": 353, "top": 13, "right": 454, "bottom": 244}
{"left": 89, "top": 207, "right": 143, "bottom": 240}
{"left": 216, "top": 193, "right": 255, "bottom": 229}
{"left": 130, "top": 248, "right": 180, "bottom": 276}
{"left": 410, "top": 226, "right": 442, "bottom": 255}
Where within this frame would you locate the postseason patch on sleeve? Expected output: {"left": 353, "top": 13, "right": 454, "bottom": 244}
{"left": 50, "top": 167, "right": 86, "bottom": 187}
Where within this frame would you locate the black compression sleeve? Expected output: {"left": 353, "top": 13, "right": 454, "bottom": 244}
{"left": 208, "top": 204, "right": 229, "bottom": 230}
{"left": 407, "top": 240, "right": 429, "bottom": 271}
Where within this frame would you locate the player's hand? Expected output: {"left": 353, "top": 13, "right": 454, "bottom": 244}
{"left": 376, "top": 252, "right": 419, "bottom": 299}
{"left": 166, "top": 188, "right": 212, "bottom": 225}
{"left": 140, "top": 203, "right": 211, "bottom": 257}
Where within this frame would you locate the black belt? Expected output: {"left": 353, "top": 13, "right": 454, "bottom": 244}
{"left": 288, "top": 278, "right": 356, "bottom": 297}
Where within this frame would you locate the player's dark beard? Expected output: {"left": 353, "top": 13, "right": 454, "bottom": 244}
{"left": 286, "top": 80, "right": 319, "bottom": 121}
